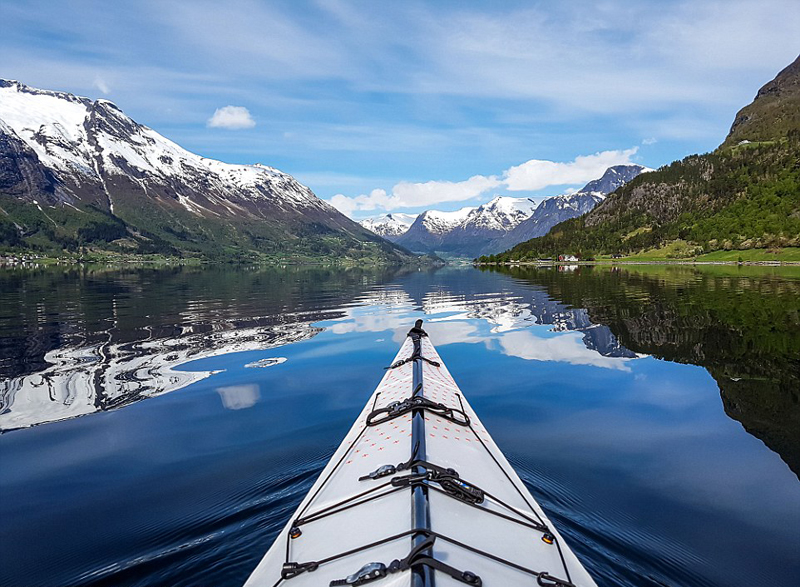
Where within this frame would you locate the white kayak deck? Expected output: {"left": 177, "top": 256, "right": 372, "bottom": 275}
{"left": 245, "top": 324, "right": 597, "bottom": 587}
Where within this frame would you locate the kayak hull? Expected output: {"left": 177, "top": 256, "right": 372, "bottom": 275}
{"left": 245, "top": 325, "right": 596, "bottom": 587}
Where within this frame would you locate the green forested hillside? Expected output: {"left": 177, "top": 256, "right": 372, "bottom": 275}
{"left": 0, "top": 194, "right": 415, "bottom": 265}
{"left": 489, "top": 134, "right": 800, "bottom": 261}
{"left": 486, "top": 55, "right": 800, "bottom": 263}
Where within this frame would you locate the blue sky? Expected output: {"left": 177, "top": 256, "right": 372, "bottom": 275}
{"left": 1, "top": 0, "right": 798, "bottom": 219}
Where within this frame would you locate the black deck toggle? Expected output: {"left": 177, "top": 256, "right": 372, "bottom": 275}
{"left": 358, "top": 464, "right": 397, "bottom": 481}
{"left": 384, "top": 354, "right": 441, "bottom": 370}
{"left": 389, "top": 535, "right": 482, "bottom": 586}
{"left": 329, "top": 562, "right": 388, "bottom": 586}
{"left": 281, "top": 561, "right": 319, "bottom": 579}
{"left": 536, "top": 572, "right": 578, "bottom": 587}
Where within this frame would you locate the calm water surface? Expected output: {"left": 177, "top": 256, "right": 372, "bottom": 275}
{"left": 1, "top": 264, "right": 798, "bottom": 587}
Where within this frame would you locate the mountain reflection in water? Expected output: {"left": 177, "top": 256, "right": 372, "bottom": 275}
{"left": 486, "top": 264, "right": 800, "bottom": 479}
{"left": 0, "top": 320, "right": 321, "bottom": 430}
{"left": 1, "top": 264, "right": 796, "bottom": 475}
{"left": 0, "top": 265, "right": 637, "bottom": 431}
{"left": 0, "top": 266, "right": 379, "bottom": 430}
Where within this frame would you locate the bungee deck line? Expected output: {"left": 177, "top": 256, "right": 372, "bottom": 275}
{"left": 245, "top": 320, "right": 597, "bottom": 587}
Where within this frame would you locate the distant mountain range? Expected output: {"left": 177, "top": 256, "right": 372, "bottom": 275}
{"left": 0, "top": 80, "right": 415, "bottom": 264}
{"left": 394, "top": 197, "right": 538, "bottom": 257}
{"left": 359, "top": 165, "right": 647, "bottom": 257}
{"left": 495, "top": 54, "right": 800, "bottom": 262}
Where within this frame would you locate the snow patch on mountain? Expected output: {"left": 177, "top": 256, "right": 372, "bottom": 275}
{"left": 0, "top": 80, "right": 95, "bottom": 177}
{"left": 360, "top": 212, "right": 418, "bottom": 237}
{"left": 462, "top": 196, "right": 537, "bottom": 232}
{"left": 415, "top": 207, "right": 473, "bottom": 234}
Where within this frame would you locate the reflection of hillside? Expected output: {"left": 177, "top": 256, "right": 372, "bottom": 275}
{"left": 717, "top": 374, "right": 800, "bottom": 483}
{"left": 0, "top": 323, "right": 320, "bottom": 431}
{"left": 0, "top": 266, "right": 396, "bottom": 431}
{"left": 0, "top": 266, "right": 397, "bottom": 380}
{"left": 489, "top": 265, "right": 800, "bottom": 479}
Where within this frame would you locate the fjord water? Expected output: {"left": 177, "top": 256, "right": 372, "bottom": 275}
{"left": 1, "top": 265, "right": 798, "bottom": 587}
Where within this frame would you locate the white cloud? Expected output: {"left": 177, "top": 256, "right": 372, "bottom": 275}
{"left": 207, "top": 105, "right": 256, "bottom": 129}
{"left": 499, "top": 330, "right": 634, "bottom": 371}
{"left": 392, "top": 175, "right": 501, "bottom": 207}
{"left": 216, "top": 384, "right": 260, "bottom": 410}
{"left": 93, "top": 76, "right": 110, "bottom": 95}
{"left": 642, "top": 137, "right": 658, "bottom": 146}
{"left": 328, "top": 148, "right": 640, "bottom": 215}
{"left": 503, "top": 148, "right": 639, "bottom": 191}
{"left": 329, "top": 189, "right": 391, "bottom": 215}
{"left": 329, "top": 175, "right": 500, "bottom": 214}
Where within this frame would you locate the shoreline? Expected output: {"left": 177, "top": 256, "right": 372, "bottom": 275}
{"left": 0, "top": 253, "right": 439, "bottom": 270}
{"left": 473, "top": 259, "right": 800, "bottom": 267}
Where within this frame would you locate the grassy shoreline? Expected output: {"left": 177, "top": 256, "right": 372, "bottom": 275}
{"left": 476, "top": 259, "right": 800, "bottom": 267}
{"left": 476, "top": 246, "right": 800, "bottom": 266}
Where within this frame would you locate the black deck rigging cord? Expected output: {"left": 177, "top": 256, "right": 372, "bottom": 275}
{"left": 365, "top": 395, "right": 470, "bottom": 427}
{"left": 277, "top": 528, "right": 577, "bottom": 587}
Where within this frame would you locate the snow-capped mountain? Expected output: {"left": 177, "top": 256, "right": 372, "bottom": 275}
{"left": 495, "top": 192, "right": 605, "bottom": 249}
{"left": 429, "top": 197, "right": 537, "bottom": 255}
{"left": 367, "top": 165, "right": 644, "bottom": 258}
{"left": 0, "top": 79, "right": 410, "bottom": 261}
{"left": 492, "top": 165, "right": 649, "bottom": 253}
{"left": 393, "top": 197, "right": 536, "bottom": 256}
{"left": 359, "top": 212, "right": 417, "bottom": 237}
{"left": 393, "top": 207, "right": 473, "bottom": 252}
{"left": 417, "top": 207, "right": 475, "bottom": 234}
{"left": 386, "top": 164, "right": 647, "bottom": 258}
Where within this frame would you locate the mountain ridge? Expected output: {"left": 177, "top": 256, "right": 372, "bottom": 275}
{"left": 723, "top": 56, "right": 800, "bottom": 148}
{"left": 492, "top": 54, "right": 800, "bottom": 262}
{"left": 492, "top": 165, "right": 648, "bottom": 252}
{"left": 393, "top": 198, "right": 533, "bottom": 257}
{"left": 359, "top": 212, "right": 417, "bottom": 237}
{"left": 359, "top": 165, "right": 646, "bottom": 258}
{"left": 0, "top": 79, "right": 415, "bottom": 264}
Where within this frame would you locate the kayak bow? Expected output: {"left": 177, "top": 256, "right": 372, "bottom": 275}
{"left": 245, "top": 320, "right": 597, "bottom": 587}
